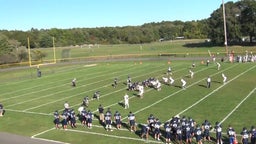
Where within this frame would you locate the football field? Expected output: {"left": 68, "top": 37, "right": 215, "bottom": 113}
{"left": 0, "top": 60, "right": 255, "bottom": 144}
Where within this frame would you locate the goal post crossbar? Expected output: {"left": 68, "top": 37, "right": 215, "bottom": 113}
{"left": 27, "top": 37, "right": 57, "bottom": 68}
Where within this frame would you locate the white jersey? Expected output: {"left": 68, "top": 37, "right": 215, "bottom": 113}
{"left": 181, "top": 79, "right": 186, "bottom": 86}
{"left": 207, "top": 77, "right": 211, "bottom": 82}
{"left": 78, "top": 106, "right": 84, "bottom": 115}
{"left": 189, "top": 70, "right": 194, "bottom": 78}
{"left": 162, "top": 77, "right": 168, "bottom": 83}
{"left": 64, "top": 102, "right": 69, "bottom": 109}
{"left": 222, "top": 73, "right": 227, "bottom": 83}
{"left": 217, "top": 62, "right": 221, "bottom": 70}
{"left": 124, "top": 94, "right": 129, "bottom": 104}
{"left": 169, "top": 76, "right": 174, "bottom": 85}
{"left": 138, "top": 85, "right": 144, "bottom": 96}
{"left": 139, "top": 85, "right": 144, "bottom": 92}
{"left": 156, "top": 81, "right": 161, "bottom": 89}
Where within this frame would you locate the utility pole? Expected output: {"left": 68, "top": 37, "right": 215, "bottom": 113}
{"left": 222, "top": 0, "right": 228, "bottom": 56}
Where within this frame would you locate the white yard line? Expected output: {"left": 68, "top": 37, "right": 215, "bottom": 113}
{"left": 22, "top": 64, "right": 166, "bottom": 111}
{"left": 121, "top": 64, "right": 238, "bottom": 121}
{"left": 20, "top": 64, "right": 255, "bottom": 144}
{"left": 2, "top": 64, "right": 135, "bottom": 101}
{"left": 0, "top": 64, "right": 102, "bottom": 96}
{"left": 5, "top": 108, "right": 51, "bottom": 116}
{"left": 173, "top": 64, "right": 256, "bottom": 119}
{"left": 96, "top": 64, "right": 215, "bottom": 120}
{"left": 68, "top": 63, "right": 186, "bottom": 112}
{"left": 6, "top": 64, "right": 160, "bottom": 108}
{"left": 219, "top": 87, "right": 256, "bottom": 124}
{"left": 92, "top": 67, "right": 188, "bottom": 113}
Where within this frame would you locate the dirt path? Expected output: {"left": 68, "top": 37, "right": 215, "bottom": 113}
{"left": 0, "top": 132, "right": 63, "bottom": 144}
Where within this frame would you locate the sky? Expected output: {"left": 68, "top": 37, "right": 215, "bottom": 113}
{"left": 0, "top": 0, "right": 238, "bottom": 31}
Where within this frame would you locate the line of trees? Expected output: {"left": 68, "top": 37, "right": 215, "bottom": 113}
{"left": 0, "top": 0, "right": 255, "bottom": 64}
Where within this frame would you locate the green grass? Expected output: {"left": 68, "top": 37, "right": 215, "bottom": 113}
{"left": 9, "top": 39, "right": 256, "bottom": 66}
{"left": 0, "top": 58, "right": 255, "bottom": 144}
{"left": 0, "top": 40, "right": 255, "bottom": 143}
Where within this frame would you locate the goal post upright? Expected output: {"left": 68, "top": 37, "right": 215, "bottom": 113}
{"left": 52, "top": 37, "right": 57, "bottom": 64}
{"left": 27, "top": 37, "right": 32, "bottom": 67}
{"left": 27, "top": 36, "right": 57, "bottom": 68}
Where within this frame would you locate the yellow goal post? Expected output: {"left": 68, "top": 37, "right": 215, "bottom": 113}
{"left": 27, "top": 37, "right": 57, "bottom": 68}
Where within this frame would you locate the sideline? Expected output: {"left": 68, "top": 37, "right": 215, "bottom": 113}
{"left": 66, "top": 129, "right": 162, "bottom": 144}
{"left": 31, "top": 128, "right": 70, "bottom": 144}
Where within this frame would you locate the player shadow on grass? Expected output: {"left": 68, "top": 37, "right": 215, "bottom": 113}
{"left": 118, "top": 102, "right": 125, "bottom": 108}
{"left": 212, "top": 80, "right": 221, "bottom": 84}
{"left": 121, "top": 122, "right": 130, "bottom": 130}
{"left": 93, "top": 114, "right": 106, "bottom": 127}
{"left": 206, "top": 135, "right": 230, "bottom": 144}
{"left": 174, "top": 85, "right": 182, "bottom": 89}
{"left": 136, "top": 124, "right": 165, "bottom": 142}
{"left": 134, "top": 124, "right": 146, "bottom": 139}
{"left": 134, "top": 93, "right": 142, "bottom": 98}
{"left": 198, "top": 84, "right": 207, "bottom": 88}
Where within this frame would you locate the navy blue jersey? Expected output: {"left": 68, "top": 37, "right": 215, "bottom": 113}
{"left": 227, "top": 128, "right": 236, "bottom": 137}
{"left": 215, "top": 124, "right": 222, "bottom": 133}
{"left": 128, "top": 113, "right": 135, "bottom": 126}
{"left": 98, "top": 106, "right": 104, "bottom": 114}
{"left": 195, "top": 127, "right": 202, "bottom": 136}
{"left": 141, "top": 125, "right": 150, "bottom": 134}
{"left": 194, "top": 127, "right": 203, "bottom": 142}
{"left": 105, "top": 114, "right": 112, "bottom": 124}
{"left": 165, "top": 125, "right": 172, "bottom": 139}
{"left": 114, "top": 113, "right": 121, "bottom": 120}
{"left": 147, "top": 116, "right": 155, "bottom": 124}
{"left": 114, "top": 113, "right": 121, "bottom": 124}
{"left": 202, "top": 121, "right": 211, "bottom": 131}
{"left": 106, "top": 109, "right": 112, "bottom": 117}
{"left": 251, "top": 128, "right": 256, "bottom": 138}
{"left": 54, "top": 112, "right": 59, "bottom": 119}
{"left": 241, "top": 130, "right": 249, "bottom": 141}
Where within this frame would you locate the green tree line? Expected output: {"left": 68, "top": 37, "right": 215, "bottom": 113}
{"left": 0, "top": 0, "right": 255, "bottom": 64}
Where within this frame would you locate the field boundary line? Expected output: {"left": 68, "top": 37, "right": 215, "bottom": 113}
{"left": 219, "top": 87, "right": 256, "bottom": 124}
{"left": 31, "top": 125, "right": 161, "bottom": 144}
{"left": 174, "top": 64, "right": 256, "bottom": 118}
{"left": 31, "top": 127, "right": 70, "bottom": 144}
{"left": 31, "top": 137, "right": 70, "bottom": 144}
{"left": 66, "top": 129, "right": 162, "bottom": 143}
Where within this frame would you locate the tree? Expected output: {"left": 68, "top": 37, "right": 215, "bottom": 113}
{"left": 0, "top": 34, "right": 13, "bottom": 55}
{"left": 17, "top": 47, "right": 28, "bottom": 62}
{"left": 39, "top": 32, "right": 53, "bottom": 48}
{"left": 240, "top": 0, "right": 256, "bottom": 43}
{"left": 208, "top": 1, "right": 242, "bottom": 45}
{"left": 32, "top": 50, "right": 47, "bottom": 62}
